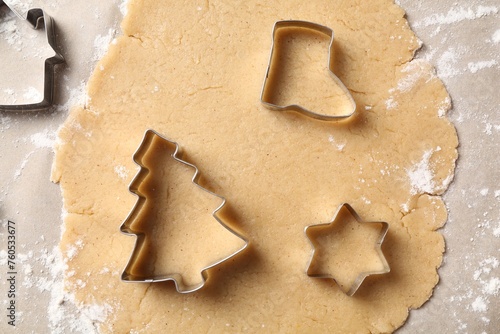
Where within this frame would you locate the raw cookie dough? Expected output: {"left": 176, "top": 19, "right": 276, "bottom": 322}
{"left": 52, "top": 0, "right": 458, "bottom": 332}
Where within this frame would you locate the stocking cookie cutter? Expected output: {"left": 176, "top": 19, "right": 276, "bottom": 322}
{"left": 305, "top": 203, "right": 390, "bottom": 296}
{"left": 260, "top": 20, "right": 356, "bottom": 121}
{"left": 120, "top": 129, "right": 249, "bottom": 293}
{"left": 0, "top": 1, "right": 64, "bottom": 112}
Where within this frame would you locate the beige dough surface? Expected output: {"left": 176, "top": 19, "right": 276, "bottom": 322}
{"left": 52, "top": 0, "right": 458, "bottom": 332}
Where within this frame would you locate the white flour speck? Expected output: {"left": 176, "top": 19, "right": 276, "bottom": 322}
{"left": 22, "top": 86, "right": 43, "bottom": 102}
{"left": 397, "top": 59, "right": 435, "bottom": 92}
{"left": 492, "top": 29, "right": 500, "bottom": 44}
{"left": 328, "top": 135, "right": 346, "bottom": 151}
{"left": 14, "top": 151, "right": 35, "bottom": 179}
{"left": 480, "top": 188, "right": 489, "bottom": 196}
{"left": 436, "top": 49, "right": 462, "bottom": 78}
{"left": 30, "top": 129, "right": 56, "bottom": 149}
{"left": 407, "top": 150, "right": 435, "bottom": 194}
{"left": 93, "top": 29, "right": 118, "bottom": 61}
{"left": 467, "top": 60, "right": 498, "bottom": 74}
{"left": 471, "top": 296, "right": 487, "bottom": 312}
{"left": 119, "top": 0, "right": 129, "bottom": 17}
{"left": 437, "top": 96, "right": 451, "bottom": 117}
{"left": 482, "top": 277, "right": 500, "bottom": 296}
{"left": 114, "top": 165, "right": 129, "bottom": 180}
{"left": 415, "top": 5, "right": 498, "bottom": 27}
{"left": 385, "top": 95, "right": 398, "bottom": 110}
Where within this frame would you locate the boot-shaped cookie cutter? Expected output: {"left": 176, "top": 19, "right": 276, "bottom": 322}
{"left": 0, "top": 1, "right": 64, "bottom": 112}
{"left": 261, "top": 20, "right": 356, "bottom": 121}
{"left": 120, "top": 129, "right": 249, "bottom": 293}
{"left": 305, "top": 203, "right": 390, "bottom": 296}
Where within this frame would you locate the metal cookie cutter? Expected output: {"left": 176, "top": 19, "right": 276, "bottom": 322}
{"left": 0, "top": 1, "right": 64, "bottom": 112}
{"left": 120, "top": 129, "right": 249, "bottom": 293}
{"left": 260, "top": 20, "right": 356, "bottom": 121}
{"left": 305, "top": 203, "right": 390, "bottom": 296}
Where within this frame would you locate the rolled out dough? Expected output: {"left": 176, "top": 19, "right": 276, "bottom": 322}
{"left": 52, "top": 0, "right": 458, "bottom": 332}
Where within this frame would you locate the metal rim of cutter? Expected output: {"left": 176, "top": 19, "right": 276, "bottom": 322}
{"left": 260, "top": 20, "right": 356, "bottom": 121}
{"left": 120, "top": 129, "right": 249, "bottom": 293}
{"left": 304, "top": 203, "right": 390, "bottom": 296}
{"left": 0, "top": 2, "right": 64, "bottom": 112}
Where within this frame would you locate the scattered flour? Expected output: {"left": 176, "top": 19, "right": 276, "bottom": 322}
{"left": 1, "top": 1, "right": 131, "bottom": 332}
{"left": 0, "top": 240, "right": 116, "bottom": 333}
{"left": 114, "top": 165, "right": 129, "bottom": 180}
{"left": 2, "top": 0, "right": 33, "bottom": 15}
{"left": 119, "top": 0, "right": 129, "bottom": 17}
{"left": 327, "top": 134, "right": 346, "bottom": 151}
{"left": 437, "top": 96, "right": 451, "bottom": 117}
{"left": 494, "top": 225, "right": 500, "bottom": 238}
{"left": 468, "top": 256, "right": 500, "bottom": 314}
{"left": 22, "top": 86, "right": 43, "bottom": 102}
{"left": 397, "top": 59, "right": 436, "bottom": 92}
{"left": 467, "top": 60, "right": 498, "bottom": 74}
{"left": 384, "top": 59, "right": 441, "bottom": 111}
{"left": 492, "top": 29, "right": 500, "bottom": 44}
{"left": 407, "top": 150, "right": 435, "bottom": 194}
{"left": 57, "top": 80, "right": 88, "bottom": 112}
{"left": 471, "top": 296, "right": 488, "bottom": 312}
{"left": 480, "top": 188, "right": 489, "bottom": 196}
{"left": 436, "top": 48, "right": 462, "bottom": 78}
{"left": 384, "top": 96, "right": 398, "bottom": 110}
{"left": 30, "top": 129, "right": 57, "bottom": 149}
{"left": 482, "top": 277, "right": 500, "bottom": 296}
{"left": 93, "top": 28, "right": 118, "bottom": 61}
{"left": 415, "top": 5, "right": 499, "bottom": 27}
{"left": 13, "top": 150, "right": 35, "bottom": 179}
{"left": 1, "top": 115, "right": 13, "bottom": 131}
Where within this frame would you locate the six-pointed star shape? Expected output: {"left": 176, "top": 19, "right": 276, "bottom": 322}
{"left": 305, "top": 203, "right": 390, "bottom": 296}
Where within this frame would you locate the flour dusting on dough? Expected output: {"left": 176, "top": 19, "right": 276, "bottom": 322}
{"left": 328, "top": 134, "right": 346, "bottom": 151}
{"left": 407, "top": 149, "right": 436, "bottom": 195}
{"left": 93, "top": 29, "right": 118, "bottom": 61}
{"left": 114, "top": 165, "right": 129, "bottom": 180}
{"left": 398, "top": 59, "right": 436, "bottom": 92}
{"left": 385, "top": 59, "right": 438, "bottom": 110}
{"left": 0, "top": 229, "right": 115, "bottom": 333}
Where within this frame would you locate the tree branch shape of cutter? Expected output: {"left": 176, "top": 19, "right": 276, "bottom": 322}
{"left": 120, "top": 129, "right": 249, "bottom": 293}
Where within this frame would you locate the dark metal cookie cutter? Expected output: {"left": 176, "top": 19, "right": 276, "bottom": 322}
{"left": 305, "top": 203, "right": 390, "bottom": 296}
{"left": 261, "top": 20, "right": 356, "bottom": 121}
{"left": 120, "top": 129, "right": 249, "bottom": 293}
{"left": 0, "top": 1, "right": 64, "bottom": 112}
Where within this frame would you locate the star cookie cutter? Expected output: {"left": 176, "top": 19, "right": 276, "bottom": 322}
{"left": 120, "top": 129, "right": 249, "bottom": 293}
{"left": 260, "top": 20, "right": 356, "bottom": 121}
{"left": 305, "top": 203, "right": 390, "bottom": 296}
{"left": 0, "top": 1, "right": 64, "bottom": 112}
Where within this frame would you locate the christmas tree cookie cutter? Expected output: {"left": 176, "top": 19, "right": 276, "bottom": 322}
{"left": 0, "top": 1, "right": 64, "bottom": 112}
{"left": 305, "top": 203, "right": 390, "bottom": 296}
{"left": 120, "top": 129, "right": 249, "bottom": 293}
{"left": 260, "top": 20, "right": 356, "bottom": 121}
